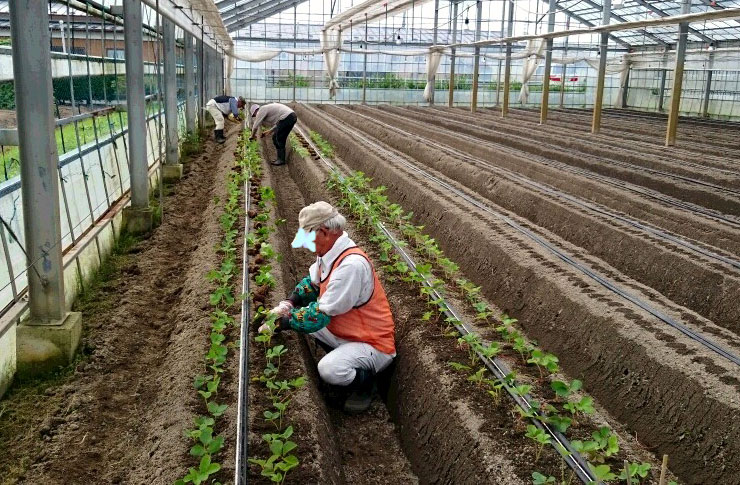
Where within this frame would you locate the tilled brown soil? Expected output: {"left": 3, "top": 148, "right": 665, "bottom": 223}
{"left": 319, "top": 103, "right": 740, "bottom": 336}
{"left": 296, "top": 102, "right": 740, "bottom": 484}
{"left": 0, "top": 127, "right": 241, "bottom": 484}
{"left": 406, "top": 107, "right": 740, "bottom": 216}
{"left": 507, "top": 107, "right": 740, "bottom": 160}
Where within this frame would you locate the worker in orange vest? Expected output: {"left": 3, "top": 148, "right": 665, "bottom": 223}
{"left": 259, "top": 201, "right": 396, "bottom": 414}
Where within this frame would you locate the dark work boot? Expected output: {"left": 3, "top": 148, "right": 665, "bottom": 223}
{"left": 270, "top": 159, "right": 287, "bottom": 166}
{"left": 271, "top": 145, "right": 287, "bottom": 166}
{"left": 343, "top": 368, "right": 374, "bottom": 415}
{"left": 214, "top": 129, "right": 225, "bottom": 144}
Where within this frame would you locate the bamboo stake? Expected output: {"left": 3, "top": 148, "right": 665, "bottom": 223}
{"left": 659, "top": 454, "right": 669, "bottom": 485}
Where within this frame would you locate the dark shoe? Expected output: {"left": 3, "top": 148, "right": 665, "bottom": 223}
{"left": 215, "top": 129, "right": 226, "bottom": 144}
{"left": 270, "top": 159, "right": 287, "bottom": 166}
{"left": 343, "top": 368, "right": 374, "bottom": 415}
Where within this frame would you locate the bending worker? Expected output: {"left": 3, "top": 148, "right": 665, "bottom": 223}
{"left": 259, "top": 201, "right": 396, "bottom": 414}
{"left": 206, "top": 95, "right": 245, "bottom": 144}
{"left": 249, "top": 103, "right": 297, "bottom": 166}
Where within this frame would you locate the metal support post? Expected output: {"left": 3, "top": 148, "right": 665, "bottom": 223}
{"left": 185, "top": 32, "right": 196, "bottom": 135}
{"left": 666, "top": 0, "right": 691, "bottom": 146}
{"left": 124, "top": 0, "right": 150, "bottom": 212}
{"left": 540, "top": 0, "right": 557, "bottom": 123}
{"left": 495, "top": 0, "right": 506, "bottom": 107}
{"left": 701, "top": 51, "right": 714, "bottom": 118}
{"left": 362, "top": 14, "right": 368, "bottom": 104}
{"left": 119, "top": 0, "right": 153, "bottom": 236}
{"left": 448, "top": 0, "right": 458, "bottom": 107}
{"left": 9, "top": 0, "right": 66, "bottom": 322}
{"left": 658, "top": 68, "right": 667, "bottom": 111}
{"left": 197, "top": 33, "right": 205, "bottom": 129}
{"left": 292, "top": 4, "right": 297, "bottom": 102}
{"left": 502, "top": 0, "right": 515, "bottom": 117}
{"left": 163, "top": 18, "right": 179, "bottom": 167}
{"left": 430, "top": 0, "right": 439, "bottom": 105}
{"left": 591, "top": 0, "right": 611, "bottom": 134}
{"left": 560, "top": 17, "right": 570, "bottom": 108}
{"left": 471, "top": 0, "right": 483, "bottom": 112}
{"left": 163, "top": 18, "right": 182, "bottom": 181}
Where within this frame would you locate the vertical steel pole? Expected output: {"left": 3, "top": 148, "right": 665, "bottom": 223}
{"left": 197, "top": 34, "right": 205, "bottom": 129}
{"left": 293, "top": 4, "right": 298, "bottom": 103}
{"left": 471, "top": 0, "right": 483, "bottom": 112}
{"left": 124, "top": 0, "right": 149, "bottom": 209}
{"left": 560, "top": 17, "right": 570, "bottom": 109}
{"left": 658, "top": 68, "right": 667, "bottom": 111}
{"left": 502, "top": 0, "right": 514, "bottom": 117}
{"left": 430, "top": 0, "right": 439, "bottom": 105}
{"left": 540, "top": 0, "right": 557, "bottom": 123}
{"left": 9, "top": 0, "right": 65, "bottom": 321}
{"left": 591, "top": 0, "right": 611, "bottom": 134}
{"left": 185, "top": 32, "right": 196, "bottom": 135}
{"left": 448, "top": 0, "right": 458, "bottom": 107}
{"left": 163, "top": 18, "right": 178, "bottom": 166}
{"left": 362, "top": 14, "right": 368, "bottom": 104}
{"left": 495, "top": 0, "right": 506, "bottom": 107}
{"left": 666, "top": 0, "right": 691, "bottom": 146}
{"left": 701, "top": 51, "right": 714, "bottom": 118}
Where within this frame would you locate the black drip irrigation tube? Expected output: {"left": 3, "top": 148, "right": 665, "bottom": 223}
{"left": 235, "top": 165, "right": 252, "bottom": 485}
{"left": 294, "top": 125, "right": 600, "bottom": 485}
{"left": 341, "top": 106, "right": 740, "bottom": 271}
{"left": 301, "top": 103, "right": 740, "bottom": 369}
{"left": 413, "top": 107, "right": 740, "bottom": 229}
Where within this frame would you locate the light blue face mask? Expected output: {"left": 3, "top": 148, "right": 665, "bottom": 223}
{"left": 291, "top": 227, "right": 317, "bottom": 253}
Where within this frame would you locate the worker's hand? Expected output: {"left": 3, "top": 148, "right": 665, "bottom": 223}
{"left": 227, "top": 113, "right": 235, "bottom": 122}
{"left": 258, "top": 321, "right": 273, "bottom": 334}
{"left": 269, "top": 300, "right": 293, "bottom": 317}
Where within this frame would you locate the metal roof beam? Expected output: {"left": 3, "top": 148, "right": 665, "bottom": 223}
{"left": 216, "top": 0, "right": 241, "bottom": 9}
{"left": 226, "top": 0, "right": 303, "bottom": 32}
{"left": 630, "top": 0, "right": 714, "bottom": 43}
{"left": 221, "top": 0, "right": 277, "bottom": 24}
{"left": 576, "top": 0, "right": 668, "bottom": 45}
{"left": 547, "top": 1, "right": 631, "bottom": 47}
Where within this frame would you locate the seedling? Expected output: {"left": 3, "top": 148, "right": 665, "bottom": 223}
{"left": 448, "top": 361, "right": 471, "bottom": 372}
{"left": 527, "top": 349, "right": 560, "bottom": 377}
{"left": 267, "top": 344, "right": 288, "bottom": 367}
{"left": 467, "top": 367, "right": 488, "bottom": 388}
{"left": 551, "top": 379, "right": 583, "bottom": 399}
{"left": 179, "top": 454, "right": 221, "bottom": 485}
{"left": 513, "top": 336, "right": 535, "bottom": 362}
{"left": 619, "top": 462, "right": 651, "bottom": 484}
{"left": 532, "top": 472, "right": 557, "bottom": 485}
{"left": 563, "top": 396, "right": 595, "bottom": 417}
{"left": 588, "top": 464, "right": 617, "bottom": 482}
{"left": 486, "top": 379, "right": 505, "bottom": 404}
{"left": 525, "top": 425, "right": 551, "bottom": 462}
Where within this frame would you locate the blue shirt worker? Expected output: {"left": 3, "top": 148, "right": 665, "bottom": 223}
{"left": 206, "top": 95, "right": 245, "bottom": 144}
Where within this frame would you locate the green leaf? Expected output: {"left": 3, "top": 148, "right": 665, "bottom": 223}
{"left": 190, "top": 444, "right": 206, "bottom": 457}
{"left": 207, "top": 401, "right": 228, "bottom": 417}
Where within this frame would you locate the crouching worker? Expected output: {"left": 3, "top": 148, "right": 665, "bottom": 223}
{"left": 248, "top": 103, "right": 297, "bottom": 166}
{"left": 258, "top": 201, "right": 395, "bottom": 414}
{"left": 205, "top": 95, "right": 245, "bottom": 144}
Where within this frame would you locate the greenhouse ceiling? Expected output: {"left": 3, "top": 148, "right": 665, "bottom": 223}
{"left": 216, "top": 0, "right": 740, "bottom": 48}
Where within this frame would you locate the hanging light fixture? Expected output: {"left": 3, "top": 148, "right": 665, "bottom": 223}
{"left": 396, "top": 33, "right": 402, "bottom": 45}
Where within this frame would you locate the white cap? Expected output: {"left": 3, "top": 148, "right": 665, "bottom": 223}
{"left": 250, "top": 104, "right": 259, "bottom": 117}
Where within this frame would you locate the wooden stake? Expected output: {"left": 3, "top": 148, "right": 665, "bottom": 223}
{"left": 624, "top": 460, "right": 630, "bottom": 483}
{"left": 658, "top": 454, "right": 669, "bottom": 485}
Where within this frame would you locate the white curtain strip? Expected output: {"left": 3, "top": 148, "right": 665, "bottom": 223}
{"left": 225, "top": 54, "right": 234, "bottom": 94}
{"left": 321, "top": 29, "right": 344, "bottom": 98}
{"left": 423, "top": 50, "right": 443, "bottom": 102}
{"left": 518, "top": 39, "right": 546, "bottom": 104}
{"left": 189, "top": 0, "right": 233, "bottom": 51}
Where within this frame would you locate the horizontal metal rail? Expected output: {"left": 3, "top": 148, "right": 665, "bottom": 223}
{"left": 294, "top": 124, "right": 600, "bottom": 485}
{"left": 341, "top": 106, "right": 740, "bottom": 270}
{"left": 301, "top": 103, "right": 740, "bottom": 368}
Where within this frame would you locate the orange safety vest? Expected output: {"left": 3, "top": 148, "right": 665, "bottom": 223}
{"left": 319, "top": 247, "right": 396, "bottom": 355}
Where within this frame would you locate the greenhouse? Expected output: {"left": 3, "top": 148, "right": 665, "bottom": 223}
{"left": 0, "top": 0, "right": 739, "bottom": 483}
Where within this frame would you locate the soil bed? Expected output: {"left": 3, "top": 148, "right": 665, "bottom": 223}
{"left": 296, "top": 102, "right": 740, "bottom": 484}
{"left": 0, "top": 125, "right": 243, "bottom": 484}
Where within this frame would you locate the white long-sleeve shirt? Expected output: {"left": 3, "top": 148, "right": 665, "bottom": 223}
{"left": 308, "top": 232, "right": 373, "bottom": 317}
